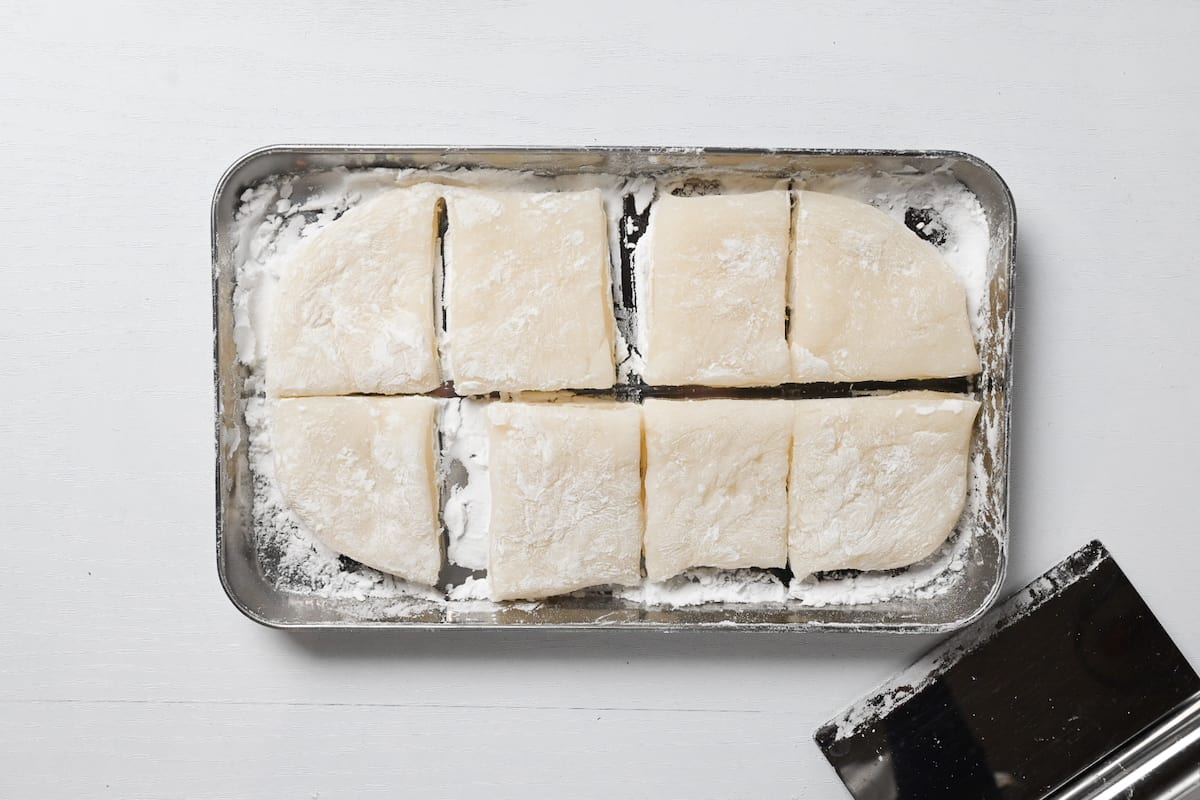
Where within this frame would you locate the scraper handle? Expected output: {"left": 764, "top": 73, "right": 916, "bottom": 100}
{"left": 1046, "top": 692, "right": 1200, "bottom": 800}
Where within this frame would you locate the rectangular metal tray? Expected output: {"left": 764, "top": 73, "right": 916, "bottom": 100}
{"left": 212, "top": 146, "right": 1015, "bottom": 631}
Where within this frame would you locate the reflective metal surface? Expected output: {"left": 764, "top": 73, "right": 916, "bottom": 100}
{"left": 212, "top": 146, "right": 1015, "bottom": 630}
{"left": 1048, "top": 691, "right": 1200, "bottom": 800}
{"left": 817, "top": 541, "right": 1200, "bottom": 798}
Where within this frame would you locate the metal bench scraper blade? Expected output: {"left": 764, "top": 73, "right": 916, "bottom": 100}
{"left": 816, "top": 541, "right": 1200, "bottom": 799}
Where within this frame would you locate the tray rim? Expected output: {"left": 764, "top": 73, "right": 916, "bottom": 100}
{"left": 212, "top": 144, "right": 1016, "bottom": 633}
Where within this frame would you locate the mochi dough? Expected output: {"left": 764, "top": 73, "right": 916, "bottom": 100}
{"left": 269, "top": 185, "right": 442, "bottom": 396}
{"left": 272, "top": 396, "right": 441, "bottom": 586}
{"left": 789, "top": 190, "right": 981, "bottom": 381}
{"left": 788, "top": 391, "right": 979, "bottom": 579}
{"left": 642, "top": 399, "right": 791, "bottom": 581}
{"left": 640, "top": 191, "right": 791, "bottom": 387}
{"left": 444, "top": 188, "right": 616, "bottom": 394}
{"left": 486, "top": 402, "right": 642, "bottom": 600}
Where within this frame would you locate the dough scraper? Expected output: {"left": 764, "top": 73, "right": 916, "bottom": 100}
{"left": 816, "top": 540, "right": 1200, "bottom": 799}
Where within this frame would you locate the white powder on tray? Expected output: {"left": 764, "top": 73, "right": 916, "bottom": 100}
{"left": 615, "top": 568, "right": 789, "bottom": 606}
{"left": 439, "top": 397, "right": 489, "bottom": 571}
{"left": 229, "top": 162, "right": 999, "bottom": 615}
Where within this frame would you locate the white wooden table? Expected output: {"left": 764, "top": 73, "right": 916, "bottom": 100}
{"left": 4, "top": 2, "right": 1199, "bottom": 796}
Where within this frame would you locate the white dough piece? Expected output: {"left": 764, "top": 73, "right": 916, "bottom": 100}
{"left": 486, "top": 402, "right": 642, "bottom": 600}
{"left": 642, "top": 399, "right": 791, "bottom": 581}
{"left": 444, "top": 188, "right": 616, "bottom": 394}
{"left": 640, "top": 191, "right": 791, "bottom": 387}
{"left": 268, "top": 185, "right": 442, "bottom": 396}
{"left": 788, "top": 391, "right": 980, "bottom": 579}
{"left": 272, "top": 396, "right": 441, "bottom": 586}
{"left": 789, "top": 191, "right": 980, "bottom": 381}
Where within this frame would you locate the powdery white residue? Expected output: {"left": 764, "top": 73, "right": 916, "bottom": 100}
{"left": 915, "top": 399, "right": 971, "bottom": 416}
{"left": 615, "top": 568, "right": 788, "bottom": 607}
{"left": 446, "top": 575, "right": 491, "bottom": 600}
{"left": 799, "top": 169, "right": 991, "bottom": 335}
{"left": 789, "top": 530, "right": 970, "bottom": 607}
{"left": 440, "top": 398, "right": 490, "bottom": 571}
{"left": 443, "top": 577, "right": 543, "bottom": 615}
{"left": 791, "top": 344, "right": 833, "bottom": 380}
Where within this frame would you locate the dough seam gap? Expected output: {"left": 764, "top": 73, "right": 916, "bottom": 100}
{"left": 272, "top": 390, "right": 456, "bottom": 399}
{"left": 785, "top": 178, "right": 797, "bottom": 345}
{"left": 434, "top": 195, "right": 449, "bottom": 387}
{"left": 638, "top": 376, "right": 973, "bottom": 402}
{"left": 614, "top": 180, "right": 653, "bottom": 391}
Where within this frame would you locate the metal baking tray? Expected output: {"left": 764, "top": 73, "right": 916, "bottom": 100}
{"left": 212, "top": 146, "right": 1015, "bottom": 631}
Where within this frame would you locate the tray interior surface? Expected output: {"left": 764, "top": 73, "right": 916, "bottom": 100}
{"left": 212, "top": 147, "right": 1014, "bottom": 631}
